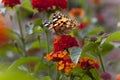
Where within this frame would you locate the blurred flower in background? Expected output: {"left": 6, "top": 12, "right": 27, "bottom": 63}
{"left": 69, "top": 8, "right": 84, "bottom": 18}
{"left": 31, "top": 0, "right": 68, "bottom": 12}
{"left": 0, "top": 14, "right": 12, "bottom": 46}
{"left": 2, "top": 0, "right": 20, "bottom": 8}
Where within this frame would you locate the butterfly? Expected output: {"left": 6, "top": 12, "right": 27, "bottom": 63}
{"left": 44, "top": 11, "right": 78, "bottom": 35}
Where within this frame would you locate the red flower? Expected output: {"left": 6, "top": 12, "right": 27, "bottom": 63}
{"left": 54, "top": 0, "right": 67, "bottom": 10}
{"left": 77, "top": 57, "right": 99, "bottom": 70}
{"left": 31, "top": 0, "right": 68, "bottom": 12}
{"left": 78, "top": 21, "right": 89, "bottom": 30}
{"left": 2, "top": 0, "right": 20, "bottom": 8}
{"left": 96, "top": 14, "right": 104, "bottom": 23}
{"left": 44, "top": 51, "right": 69, "bottom": 62}
{"left": 54, "top": 35, "right": 79, "bottom": 51}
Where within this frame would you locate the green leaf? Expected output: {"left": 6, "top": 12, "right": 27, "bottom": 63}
{"left": 33, "top": 26, "right": 44, "bottom": 33}
{"left": 90, "top": 69, "right": 101, "bottom": 80}
{"left": 21, "top": 0, "right": 38, "bottom": 13}
{"left": 101, "top": 43, "right": 114, "bottom": 56}
{"left": 82, "top": 42, "right": 99, "bottom": 56}
{"left": 70, "top": 47, "right": 81, "bottom": 64}
{"left": 72, "top": 68, "right": 84, "bottom": 74}
{"left": 43, "top": 76, "right": 52, "bottom": 80}
{"left": 80, "top": 53, "right": 96, "bottom": 59}
{"left": 8, "top": 57, "right": 41, "bottom": 70}
{"left": 0, "top": 45, "right": 22, "bottom": 57}
{"left": 105, "top": 31, "right": 120, "bottom": 42}
{"left": 0, "top": 70, "right": 35, "bottom": 80}
{"left": 34, "top": 61, "right": 48, "bottom": 73}
{"left": 30, "top": 40, "right": 47, "bottom": 49}
{"left": 87, "top": 27, "right": 104, "bottom": 36}
{"left": 33, "top": 18, "right": 43, "bottom": 27}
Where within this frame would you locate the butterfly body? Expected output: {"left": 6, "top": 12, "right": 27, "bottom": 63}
{"left": 44, "top": 11, "right": 78, "bottom": 35}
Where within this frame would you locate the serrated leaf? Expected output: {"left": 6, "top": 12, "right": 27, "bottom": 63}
{"left": 70, "top": 47, "right": 81, "bottom": 64}
{"left": 21, "top": 0, "right": 38, "bottom": 13}
{"left": 8, "top": 57, "right": 41, "bottom": 70}
{"left": 105, "top": 31, "right": 120, "bottom": 42}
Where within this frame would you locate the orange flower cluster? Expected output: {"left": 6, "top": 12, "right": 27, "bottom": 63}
{"left": 0, "top": 15, "right": 11, "bottom": 46}
{"left": 45, "top": 52, "right": 99, "bottom": 74}
{"left": 77, "top": 57, "right": 99, "bottom": 70}
{"left": 0, "top": 26, "right": 10, "bottom": 46}
{"left": 69, "top": 8, "right": 84, "bottom": 18}
{"left": 57, "top": 59, "right": 76, "bottom": 74}
{"left": 92, "top": 0, "right": 100, "bottom": 5}
{"left": 2, "top": 0, "right": 20, "bottom": 8}
{"left": 54, "top": 35, "right": 79, "bottom": 51}
{"left": 44, "top": 51, "right": 69, "bottom": 62}
{"left": 44, "top": 51, "right": 76, "bottom": 74}
{"left": 32, "top": 0, "right": 68, "bottom": 12}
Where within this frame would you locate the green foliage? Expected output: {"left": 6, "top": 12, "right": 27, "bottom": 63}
{"left": 101, "top": 43, "right": 114, "bottom": 56}
{"left": 43, "top": 76, "right": 52, "bottom": 80}
{"left": 30, "top": 40, "right": 48, "bottom": 49}
{"left": 82, "top": 42, "right": 99, "bottom": 56}
{"left": 87, "top": 27, "right": 104, "bottom": 36}
{"left": 105, "top": 31, "right": 120, "bottom": 42}
{"left": 0, "top": 70, "right": 36, "bottom": 80}
{"left": 8, "top": 57, "right": 41, "bottom": 70}
{"left": 0, "top": 45, "right": 22, "bottom": 57}
{"left": 70, "top": 47, "right": 82, "bottom": 64}
{"left": 21, "top": 0, "right": 38, "bottom": 13}
{"left": 89, "top": 69, "right": 101, "bottom": 80}
{"left": 34, "top": 60, "right": 49, "bottom": 73}
{"left": 33, "top": 18, "right": 44, "bottom": 28}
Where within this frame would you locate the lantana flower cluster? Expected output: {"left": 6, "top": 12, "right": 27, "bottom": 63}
{"left": 2, "top": 0, "right": 67, "bottom": 12}
{"left": 77, "top": 57, "right": 99, "bottom": 70}
{"left": 32, "top": 0, "right": 68, "bottom": 12}
{"left": 2, "top": 0, "right": 20, "bottom": 8}
{"left": 45, "top": 34, "right": 99, "bottom": 74}
{"left": 45, "top": 35, "right": 78, "bottom": 74}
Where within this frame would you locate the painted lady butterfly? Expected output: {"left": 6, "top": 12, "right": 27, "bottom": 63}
{"left": 44, "top": 11, "right": 78, "bottom": 35}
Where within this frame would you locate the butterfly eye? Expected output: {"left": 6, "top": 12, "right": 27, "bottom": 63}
{"left": 43, "top": 21, "right": 51, "bottom": 27}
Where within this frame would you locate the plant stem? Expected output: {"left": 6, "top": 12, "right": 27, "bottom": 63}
{"left": 16, "top": 10, "right": 27, "bottom": 57}
{"left": 56, "top": 71, "right": 60, "bottom": 80}
{"left": 45, "top": 30, "right": 50, "bottom": 53}
{"left": 98, "top": 53, "right": 105, "bottom": 72}
{"left": 66, "top": 49, "right": 70, "bottom": 54}
{"left": 70, "top": 74, "right": 74, "bottom": 80}
{"left": 38, "top": 35, "right": 41, "bottom": 47}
